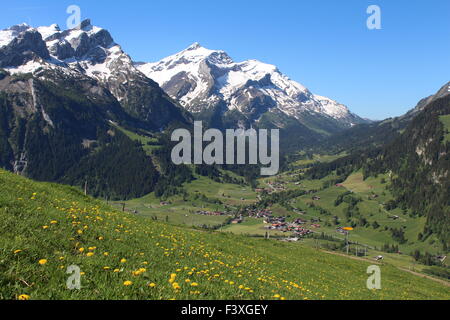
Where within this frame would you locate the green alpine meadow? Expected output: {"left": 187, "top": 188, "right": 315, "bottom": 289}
{"left": 0, "top": 169, "right": 448, "bottom": 300}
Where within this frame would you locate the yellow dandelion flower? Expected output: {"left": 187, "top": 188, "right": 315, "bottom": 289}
{"left": 172, "top": 282, "right": 181, "bottom": 290}
{"left": 120, "top": 258, "right": 127, "bottom": 263}
{"left": 123, "top": 281, "right": 133, "bottom": 286}
{"left": 190, "top": 282, "right": 199, "bottom": 287}
{"left": 86, "top": 252, "right": 94, "bottom": 257}
{"left": 148, "top": 283, "right": 156, "bottom": 288}
{"left": 38, "top": 259, "right": 48, "bottom": 265}
{"left": 18, "top": 294, "right": 30, "bottom": 300}
{"left": 14, "top": 250, "right": 22, "bottom": 254}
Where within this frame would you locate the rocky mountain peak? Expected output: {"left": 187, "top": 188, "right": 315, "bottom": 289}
{"left": 80, "top": 19, "right": 93, "bottom": 30}
{"left": 9, "top": 23, "right": 31, "bottom": 33}
{"left": 0, "top": 29, "right": 49, "bottom": 68}
{"left": 186, "top": 42, "right": 202, "bottom": 50}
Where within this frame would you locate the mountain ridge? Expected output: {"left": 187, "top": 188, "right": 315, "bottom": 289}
{"left": 0, "top": 19, "right": 191, "bottom": 130}
{"left": 136, "top": 42, "right": 369, "bottom": 131}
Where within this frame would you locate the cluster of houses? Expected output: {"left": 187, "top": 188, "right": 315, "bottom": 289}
{"left": 263, "top": 216, "right": 313, "bottom": 237}
{"left": 246, "top": 208, "right": 273, "bottom": 219}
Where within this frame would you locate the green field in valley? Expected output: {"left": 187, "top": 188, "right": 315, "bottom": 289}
{"left": 112, "top": 174, "right": 258, "bottom": 228}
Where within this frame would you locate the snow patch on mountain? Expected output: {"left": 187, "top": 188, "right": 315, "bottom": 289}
{"left": 5, "top": 59, "right": 43, "bottom": 75}
{"left": 36, "top": 24, "right": 61, "bottom": 40}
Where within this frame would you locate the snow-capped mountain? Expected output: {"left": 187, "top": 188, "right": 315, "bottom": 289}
{"left": 136, "top": 42, "right": 367, "bottom": 129}
{"left": 0, "top": 20, "right": 190, "bottom": 129}
{"left": 0, "top": 20, "right": 193, "bottom": 197}
{"left": 0, "top": 19, "right": 367, "bottom": 139}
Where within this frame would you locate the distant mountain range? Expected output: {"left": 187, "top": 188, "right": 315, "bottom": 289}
{"left": 136, "top": 42, "right": 369, "bottom": 132}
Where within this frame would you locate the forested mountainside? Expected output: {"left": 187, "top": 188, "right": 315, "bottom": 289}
{"left": 0, "top": 70, "right": 163, "bottom": 200}
{"left": 306, "top": 83, "right": 450, "bottom": 249}
{"left": 365, "top": 92, "right": 450, "bottom": 249}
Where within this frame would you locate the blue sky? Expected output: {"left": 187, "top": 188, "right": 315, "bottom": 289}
{"left": 1, "top": 0, "right": 449, "bottom": 120}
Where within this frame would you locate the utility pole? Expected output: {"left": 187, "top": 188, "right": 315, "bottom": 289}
{"left": 346, "top": 231, "right": 349, "bottom": 255}
{"left": 84, "top": 180, "right": 88, "bottom": 196}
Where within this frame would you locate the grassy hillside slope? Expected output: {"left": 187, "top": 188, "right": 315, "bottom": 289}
{"left": 0, "top": 169, "right": 448, "bottom": 300}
